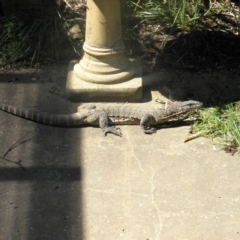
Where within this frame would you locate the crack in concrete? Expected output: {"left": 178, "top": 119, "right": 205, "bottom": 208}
{"left": 149, "top": 166, "right": 163, "bottom": 240}
{"left": 83, "top": 187, "right": 149, "bottom": 198}
{"left": 125, "top": 131, "right": 146, "bottom": 174}
{"left": 126, "top": 132, "right": 163, "bottom": 240}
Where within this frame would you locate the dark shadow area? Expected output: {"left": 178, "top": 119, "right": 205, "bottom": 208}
{"left": 137, "top": 30, "right": 240, "bottom": 106}
{"left": 0, "top": 0, "right": 80, "bottom": 66}
{"left": 158, "top": 30, "right": 240, "bottom": 71}
{"left": 142, "top": 67, "right": 240, "bottom": 106}
{"left": 0, "top": 167, "right": 80, "bottom": 181}
{"left": 0, "top": 65, "right": 84, "bottom": 240}
{"left": 0, "top": 167, "right": 82, "bottom": 239}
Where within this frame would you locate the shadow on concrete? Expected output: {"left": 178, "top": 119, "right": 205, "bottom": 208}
{"left": 0, "top": 167, "right": 82, "bottom": 239}
{"left": 142, "top": 69, "right": 240, "bottom": 106}
{"left": 0, "top": 67, "right": 84, "bottom": 240}
{"left": 0, "top": 166, "right": 81, "bottom": 181}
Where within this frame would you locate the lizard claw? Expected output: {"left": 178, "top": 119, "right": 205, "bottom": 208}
{"left": 103, "top": 126, "right": 122, "bottom": 137}
{"left": 143, "top": 127, "right": 157, "bottom": 134}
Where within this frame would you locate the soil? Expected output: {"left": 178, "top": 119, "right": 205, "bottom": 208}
{"left": 120, "top": 1, "right": 240, "bottom": 106}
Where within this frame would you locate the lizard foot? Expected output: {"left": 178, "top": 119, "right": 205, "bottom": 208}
{"left": 102, "top": 126, "right": 122, "bottom": 137}
{"left": 143, "top": 127, "right": 157, "bottom": 134}
{"left": 140, "top": 114, "right": 157, "bottom": 134}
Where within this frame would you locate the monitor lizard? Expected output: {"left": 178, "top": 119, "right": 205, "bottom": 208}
{"left": 0, "top": 100, "right": 202, "bottom": 136}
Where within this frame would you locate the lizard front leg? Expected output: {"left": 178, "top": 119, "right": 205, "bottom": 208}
{"left": 99, "top": 111, "right": 122, "bottom": 137}
{"left": 140, "top": 114, "right": 157, "bottom": 134}
{"left": 85, "top": 110, "right": 122, "bottom": 137}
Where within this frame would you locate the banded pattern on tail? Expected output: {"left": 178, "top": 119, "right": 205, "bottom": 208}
{"left": 0, "top": 103, "right": 84, "bottom": 127}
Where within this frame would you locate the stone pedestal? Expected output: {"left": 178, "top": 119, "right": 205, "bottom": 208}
{"left": 66, "top": 0, "right": 142, "bottom": 102}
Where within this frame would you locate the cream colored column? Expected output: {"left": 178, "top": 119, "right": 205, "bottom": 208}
{"left": 66, "top": 0, "right": 142, "bottom": 101}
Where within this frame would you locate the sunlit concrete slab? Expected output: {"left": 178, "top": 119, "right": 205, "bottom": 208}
{"left": 79, "top": 126, "right": 240, "bottom": 239}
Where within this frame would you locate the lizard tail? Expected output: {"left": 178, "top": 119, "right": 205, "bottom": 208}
{"left": 0, "top": 103, "right": 84, "bottom": 127}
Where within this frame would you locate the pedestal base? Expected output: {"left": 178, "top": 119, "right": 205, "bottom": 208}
{"left": 66, "top": 60, "right": 142, "bottom": 102}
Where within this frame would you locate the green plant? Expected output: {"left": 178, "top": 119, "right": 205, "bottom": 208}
{"left": 0, "top": 3, "right": 82, "bottom": 67}
{"left": 0, "top": 15, "right": 26, "bottom": 65}
{"left": 131, "top": 0, "right": 203, "bottom": 31}
{"left": 193, "top": 102, "right": 240, "bottom": 151}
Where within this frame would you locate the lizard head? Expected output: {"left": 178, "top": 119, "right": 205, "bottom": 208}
{"left": 166, "top": 100, "right": 203, "bottom": 120}
{"left": 176, "top": 100, "right": 203, "bottom": 111}
{"left": 154, "top": 100, "right": 203, "bottom": 123}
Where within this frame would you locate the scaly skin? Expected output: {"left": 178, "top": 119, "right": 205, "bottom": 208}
{"left": 0, "top": 100, "right": 202, "bottom": 136}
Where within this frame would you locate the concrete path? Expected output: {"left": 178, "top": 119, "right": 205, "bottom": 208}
{"left": 0, "top": 65, "right": 239, "bottom": 240}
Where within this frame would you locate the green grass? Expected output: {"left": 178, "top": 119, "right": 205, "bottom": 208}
{"left": 193, "top": 102, "right": 240, "bottom": 151}
{"left": 131, "top": 0, "right": 203, "bottom": 31}
{"left": 125, "top": 0, "right": 240, "bottom": 34}
{"left": 0, "top": 3, "right": 82, "bottom": 67}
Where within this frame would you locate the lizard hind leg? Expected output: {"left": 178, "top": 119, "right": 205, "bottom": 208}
{"left": 99, "top": 111, "right": 122, "bottom": 137}
{"left": 140, "top": 114, "right": 157, "bottom": 134}
{"left": 77, "top": 104, "right": 96, "bottom": 112}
